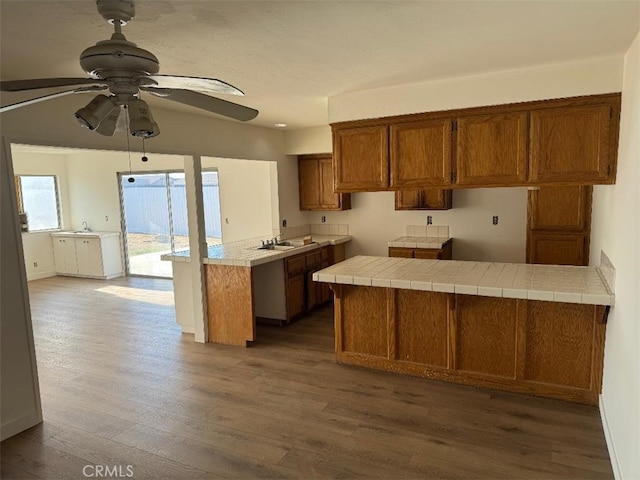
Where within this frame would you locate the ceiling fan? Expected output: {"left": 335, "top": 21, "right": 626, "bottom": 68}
{"left": 0, "top": 0, "right": 259, "bottom": 138}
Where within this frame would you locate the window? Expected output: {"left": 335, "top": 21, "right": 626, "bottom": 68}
{"left": 16, "top": 175, "right": 61, "bottom": 231}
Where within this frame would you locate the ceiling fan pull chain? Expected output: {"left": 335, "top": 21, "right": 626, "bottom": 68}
{"left": 125, "top": 105, "right": 135, "bottom": 183}
{"left": 141, "top": 138, "right": 148, "bottom": 162}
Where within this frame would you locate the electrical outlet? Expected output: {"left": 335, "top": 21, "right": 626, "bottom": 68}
{"left": 105, "top": 215, "right": 109, "bottom": 222}
{"left": 282, "top": 219, "right": 287, "bottom": 227}
{"left": 427, "top": 215, "right": 433, "bottom": 225}
{"left": 492, "top": 216, "right": 499, "bottom": 225}
{"left": 321, "top": 216, "right": 326, "bottom": 223}
{"left": 33, "top": 261, "right": 38, "bottom": 268}
{"left": 225, "top": 218, "right": 229, "bottom": 224}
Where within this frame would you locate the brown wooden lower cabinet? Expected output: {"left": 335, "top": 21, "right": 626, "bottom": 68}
{"left": 388, "top": 240, "right": 453, "bottom": 260}
{"left": 285, "top": 243, "right": 346, "bottom": 321}
{"left": 332, "top": 285, "right": 606, "bottom": 405}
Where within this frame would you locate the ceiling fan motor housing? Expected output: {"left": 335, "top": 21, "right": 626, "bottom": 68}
{"left": 80, "top": 40, "right": 160, "bottom": 79}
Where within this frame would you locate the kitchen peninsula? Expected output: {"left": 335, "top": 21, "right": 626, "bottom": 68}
{"left": 162, "top": 233, "right": 351, "bottom": 346}
{"left": 314, "top": 256, "right": 614, "bottom": 405}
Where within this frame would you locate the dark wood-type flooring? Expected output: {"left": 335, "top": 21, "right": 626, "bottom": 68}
{"left": 1, "top": 276, "right": 612, "bottom": 479}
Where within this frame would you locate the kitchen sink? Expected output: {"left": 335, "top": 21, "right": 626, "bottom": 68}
{"left": 256, "top": 241, "right": 297, "bottom": 251}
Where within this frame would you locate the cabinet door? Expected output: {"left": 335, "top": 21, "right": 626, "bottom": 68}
{"left": 454, "top": 296, "right": 518, "bottom": 378}
{"left": 318, "top": 158, "right": 341, "bottom": 209}
{"left": 388, "top": 247, "right": 414, "bottom": 258}
{"left": 456, "top": 112, "right": 528, "bottom": 185}
{"left": 333, "top": 126, "right": 389, "bottom": 192}
{"left": 395, "top": 189, "right": 452, "bottom": 210}
{"left": 422, "top": 189, "right": 452, "bottom": 210}
{"left": 394, "top": 190, "right": 422, "bottom": 210}
{"left": 298, "top": 157, "right": 320, "bottom": 210}
{"left": 75, "top": 238, "right": 104, "bottom": 277}
{"left": 528, "top": 232, "right": 586, "bottom": 266}
{"left": 318, "top": 261, "right": 332, "bottom": 304}
{"left": 286, "top": 274, "right": 306, "bottom": 320}
{"left": 390, "top": 119, "right": 452, "bottom": 187}
{"left": 529, "top": 104, "right": 612, "bottom": 183}
{"left": 53, "top": 237, "right": 78, "bottom": 274}
{"left": 529, "top": 186, "right": 592, "bottom": 231}
{"left": 306, "top": 271, "right": 318, "bottom": 311}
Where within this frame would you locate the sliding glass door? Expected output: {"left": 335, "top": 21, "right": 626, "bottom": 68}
{"left": 119, "top": 170, "right": 222, "bottom": 278}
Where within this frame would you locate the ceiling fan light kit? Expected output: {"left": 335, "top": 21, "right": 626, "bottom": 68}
{"left": 74, "top": 94, "right": 119, "bottom": 130}
{"left": 0, "top": 0, "right": 258, "bottom": 138}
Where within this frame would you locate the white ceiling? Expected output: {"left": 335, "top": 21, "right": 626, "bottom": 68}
{"left": 1, "top": 1, "right": 639, "bottom": 130}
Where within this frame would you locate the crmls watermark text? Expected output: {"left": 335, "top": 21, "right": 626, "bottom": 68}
{"left": 82, "top": 465, "right": 134, "bottom": 478}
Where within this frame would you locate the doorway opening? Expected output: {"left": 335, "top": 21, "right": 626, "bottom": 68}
{"left": 119, "top": 170, "right": 222, "bottom": 277}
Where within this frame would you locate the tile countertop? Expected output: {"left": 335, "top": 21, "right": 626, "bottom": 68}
{"left": 388, "top": 236, "right": 452, "bottom": 249}
{"left": 51, "top": 231, "right": 120, "bottom": 238}
{"left": 161, "top": 234, "right": 352, "bottom": 268}
{"left": 313, "top": 256, "right": 614, "bottom": 306}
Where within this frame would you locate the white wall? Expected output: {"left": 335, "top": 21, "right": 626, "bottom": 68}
{"left": 64, "top": 150, "right": 275, "bottom": 242}
{"left": 329, "top": 56, "right": 624, "bottom": 123}
{"left": 204, "top": 156, "right": 275, "bottom": 242}
{"left": 589, "top": 33, "right": 640, "bottom": 480}
{"left": 307, "top": 189, "right": 528, "bottom": 261}
{"left": 275, "top": 156, "right": 309, "bottom": 232}
{"left": 0, "top": 139, "right": 42, "bottom": 441}
{"left": 12, "top": 150, "right": 73, "bottom": 280}
{"left": 285, "top": 126, "right": 332, "bottom": 155}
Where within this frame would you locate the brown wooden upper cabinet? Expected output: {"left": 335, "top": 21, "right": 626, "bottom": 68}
{"left": 333, "top": 126, "right": 389, "bottom": 191}
{"left": 456, "top": 112, "right": 528, "bottom": 186}
{"left": 395, "top": 189, "right": 452, "bottom": 210}
{"left": 298, "top": 154, "right": 351, "bottom": 211}
{"left": 390, "top": 119, "right": 452, "bottom": 187}
{"left": 529, "top": 104, "right": 614, "bottom": 183}
{"left": 330, "top": 93, "right": 620, "bottom": 192}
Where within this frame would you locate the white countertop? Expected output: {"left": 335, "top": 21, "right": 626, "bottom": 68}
{"left": 51, "top": 231, "right": 120, "bottom": 238}
{"left": 313, "top": 256, "right": 614, "bottom": 306}
{"left": 161, "top": 234, "right": 352, "bottom": 267}
{"left": 388, "top": 236, "right": 452, "bottom": 248}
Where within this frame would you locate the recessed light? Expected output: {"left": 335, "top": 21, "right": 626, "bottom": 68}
{"left": 274, "top": 123, "right": 287, "bottom": 128}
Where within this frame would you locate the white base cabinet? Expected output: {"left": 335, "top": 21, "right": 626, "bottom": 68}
{"left": 51, "top": 232, "right": 123, "bottom": 279}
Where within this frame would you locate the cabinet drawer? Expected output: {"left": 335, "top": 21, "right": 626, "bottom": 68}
{"left": 286, "top": 255, "right": 306, "bottom": 276}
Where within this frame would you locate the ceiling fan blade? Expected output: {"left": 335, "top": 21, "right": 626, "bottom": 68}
{"left": 147, "top": 75, "right": 244, "bottom": 96}
{"left": 142, "top": 87, "right": 258, "bottom": 122}
{"left": 0, "top": 78, "right": 106, "bottom": 92}
{"left": 0, "top": 86, "right": 107, "bottom": 113}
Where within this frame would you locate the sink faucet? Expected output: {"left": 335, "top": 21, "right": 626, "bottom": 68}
{"left": 82, "top": 221, "right": 89, "bottom": 232}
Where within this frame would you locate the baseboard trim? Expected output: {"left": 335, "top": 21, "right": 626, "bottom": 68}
{"left": 1, "top": 411, "right": 42, "bottom": 441}
{"left": 600, "top": 394, "right": 623, "bottom": 479}
{"left": 27, "top": 271, "right": 56, "bottom": 282}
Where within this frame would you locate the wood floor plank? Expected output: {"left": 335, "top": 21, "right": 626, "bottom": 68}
{"left": 44, "top": 425, "right": 213, "bottom": 480}
{"left": 1, "top": 276, "right": 613, "bottom": 479}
